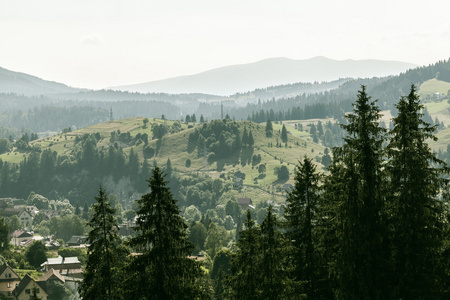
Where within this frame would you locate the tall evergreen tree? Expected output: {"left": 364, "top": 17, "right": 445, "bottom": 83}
{"left": 0, "top": 216, "right": 9, "bottom": 252}
{"left": 281, "top": 125, "right": 288, "bottom": 143}
{"left": 332, "top": 86, "right": 387, "bottom": 299}
{"left": 265, "top": 119, "right": 273, "bottom": 138}
{"left": 259, "top": 205, "right": 287, "bottom": 299}
{"left": 386, "top": 85, "right": 449, "bottom": 298}
{"left": 285, "top": 156, "right": 321, "bottom": 298}
{"left": 248, "top": 130, "right": 254, "bottom": 147}
{"left": 229, "top": 210, "right": 260, "bottom": 300}
{"left": 79, "top": 187, "right": 127, "bottom": 300}
{"left": 127, "top": 167, "right": 205, "bottom": 299}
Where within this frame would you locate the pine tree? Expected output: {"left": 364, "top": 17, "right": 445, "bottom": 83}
{"left": 0, "top": 216, "right": 9, "bottom": 253}
{"left": 127, "top": 167, "right": 205, "bottom": 299}
{"left": 285, "top": 156, "right": 321, "bottom": 297}
{"left": 79, "top": 187, "right": 127, "bottom": 300}
{"left": 332, "top": 86, "right": 387, "bottom": 299}
{"left": 259, "top": 205, "right": 287, "bottom": 299}
{"left": 265, "top": 120, "right": 273, "bottom": 138}
{"left": 229, "top": 210, "right": 260, "bottom": 299}
{"left": 281, "top": 125, "right": 288, "bottom": 143}
{"left": 386, "top": 85, "right": 448, "bottom": 298}
{"left": 82, "top": 202, "right": 89, "bottom": 220}
{"left": 242, "top": 127, "right": 248, "bottom": 145}
{"left": 248, "top": 130, "right": 254, "bottom": 147}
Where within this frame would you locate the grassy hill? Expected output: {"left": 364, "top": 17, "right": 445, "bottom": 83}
{"left": 419, "top": 79, "right": 450, "bottom": 98}
{"left": 0, "top": 117, "right": 326, "bottom": 206}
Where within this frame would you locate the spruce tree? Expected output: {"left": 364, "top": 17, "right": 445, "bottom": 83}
{"left": 259, "top": 205, "right": 287, "bottom": 299}
{"left": 229, "top": 210, "right": 260, "bottom": 299}
{"left": 386, "top": 85, "right": 448, "bottom": 298}
{"left": 332, "top": 86, "right": 387, "bottom": 299}
{"left": 0, "top": 216, "right": 9, "bottom": 253}
{"left": 285, "top": 156, "right": 321, "bottom": 297}
{"left": 281, "top": 125, "right": 288, "bottom": 143}
{"left": 79, "top": 187, "right": 127, "bottom": 300}
{"left": 127, "top": 167, "right": 205, "bottom": 299}
{"left": 266, "top": 119, "right": 273, "bottom": 138}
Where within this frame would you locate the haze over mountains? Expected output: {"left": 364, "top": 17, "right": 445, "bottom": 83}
{"left": 0, "top": 66, "right": 81, "bottom": 96}
{"left": 0, "top": 57, "right": 416, "bottom": 98}
{"left": 111, "top": 57, "right": 417, "bottom": 96}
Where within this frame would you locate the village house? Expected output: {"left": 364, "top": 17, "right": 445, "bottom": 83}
{"left": 0, "top": 263, "right": 21, "bottom": 299}
{"left": 1, "top": 263, "right": 79, "bottom": 300}
{"left": 1, "top": 208, "right": 34, "bottom": 229}
{"left": 66, "top": 236, "right": 88, "bottom": 247}
{"left": 40, "top": 256, "right": 83, "bottom": 279}
{"left": 12, "top": 274, "right": 48, "bottom": 300}
{"left": 11, "top": 199, "right": 27, "bottom": 208}
{"left": 37, "top": 268, "right": 80, "bottom": 297}
{"left": 236, "top": 198, "right": 254, "bottom": 210}
{"left": 9, "top": 230, "right": 34, "bottom": 247}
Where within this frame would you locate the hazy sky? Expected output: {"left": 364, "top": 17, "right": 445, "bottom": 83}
{"left": 1, "top": 0, "right": 449, "bottom": 89}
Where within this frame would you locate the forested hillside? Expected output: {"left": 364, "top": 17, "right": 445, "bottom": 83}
{"left": 1, "top": 84, "right": 450, "bottom": 299}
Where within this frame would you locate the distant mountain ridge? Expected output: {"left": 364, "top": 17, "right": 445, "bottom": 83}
{"left": 0, "top": 67, "right": 80, "bottom": 96}
{"left": 111, "top": 57, "right": 417, "bottom": 95}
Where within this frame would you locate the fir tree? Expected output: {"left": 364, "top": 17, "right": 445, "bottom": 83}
{"left": 127, "top": 167, "right": 205, "bottom": 299}
{"left": 79, "top": 187, "right": 127, "bottom": 300}
{"left": 281, "top": 125, "right": 288, "bottom": 143}
{"left": 332, "top": 86, "right": 387, "bottom": 299}
{"left": 248, "top": 130, "right": 254, "bottom": 147}
{"left": 265, "top": 120, "right": 273, "bottom": 138}
{"left": 386, "top": 85, "right": 449, "bottom": 298}
{"left": 82, "top": 202, "right": 89, "bottom": 220}
{"left": 285, "top": 156, "right": 321, "bottom": 297}
{"left": 259, "top": 205, "right": 287, "bottom": 299}
{"left": 229, "top": 210, "right": 260, "bottom": 299}
{"left": 0, "top": 216, "right": 9, "bottom": 252}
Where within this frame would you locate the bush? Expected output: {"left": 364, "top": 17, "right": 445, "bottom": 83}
{"left": 26, "top": 241, "right": 47, "bottom": 269}
{"left": 207, "top": 152, "right": 216, "bottom": 165}
{"left": 143, "top": 145, "right": 155, "bottom": 159}
{"left": 276, "top": 165, "right": 289, "bottom": 181}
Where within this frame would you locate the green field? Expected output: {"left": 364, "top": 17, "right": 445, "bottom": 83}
{"left": 0, "top": 118, "right": 326, "bottom": 206}
{"left": 419, "top": 78, "right": 450, "bottom": 98}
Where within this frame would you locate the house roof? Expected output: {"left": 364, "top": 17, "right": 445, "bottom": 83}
{"left": 10, "top": 230, "right": 33, "bottom": 238}
{"left": 41, "top": 255, "right": 81, "bottom": 267}
{"left": 0, "top": 262, "right": 21, "bottom": 282}
{"left": 67, "top": 235, "right": 87, "bottom": 245}
{"left": 13, "top": 274, "right": 47, "bottom": 297}
{"left": 11, "top": 199, "right": 27, "bottom": 206}
{"left": 236, "top": 198, "right": 252, "bottom": 205}
{"left": 39, "top": 268, "right": 65, "bottom": 283}
{"left": 1, "top": 207, "right": 22, "bottom": 217}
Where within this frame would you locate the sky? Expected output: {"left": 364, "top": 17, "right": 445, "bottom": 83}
{"left": 1, "top": 0, "right": 450, "bottom": 90}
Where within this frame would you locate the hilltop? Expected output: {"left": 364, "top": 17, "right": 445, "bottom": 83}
{"left": 0, "top": 117, "right": 327, "bottom": 207}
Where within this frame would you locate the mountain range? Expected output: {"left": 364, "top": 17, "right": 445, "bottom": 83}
{"left": 0, "top": 66, "right": 80, "bottom": 96}
{"left": 0, "top": 57, "right": 417, "bottom": 97}
{"left": 110, "top": 57, "right": 417, "bottom": 95}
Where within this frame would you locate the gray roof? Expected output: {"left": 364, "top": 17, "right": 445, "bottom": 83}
{"left": 41, "top": 256, "right": 81, "bottom": 267}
